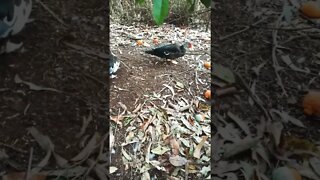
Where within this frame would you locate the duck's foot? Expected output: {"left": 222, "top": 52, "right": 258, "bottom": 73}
{"left": 110, "top": 74, "right": 117, "bottom": 79}
{"left": 171, "top": 60, "right": 178, "bottom": 64}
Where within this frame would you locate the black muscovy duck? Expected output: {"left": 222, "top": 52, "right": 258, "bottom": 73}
{"left": 109, "top": 53, "right": 120, "bottom": 79}
{"left": 0, "top": 0, "right": 32, "bottom": 54}
{"left": 145, "top": 42, "right": 191, "bottom": 61}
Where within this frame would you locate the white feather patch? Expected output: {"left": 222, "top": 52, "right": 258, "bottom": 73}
{"left": 110, "top": 60, "right": 120, "bottom": 74}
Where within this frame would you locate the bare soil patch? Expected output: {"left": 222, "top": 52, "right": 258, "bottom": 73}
{"left": 0, "top": 0, "right": 108, "bottom": 178}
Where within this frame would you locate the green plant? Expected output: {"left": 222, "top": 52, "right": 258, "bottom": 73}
{"left": 135, "top": 0, "right": 211, "bottom": 25}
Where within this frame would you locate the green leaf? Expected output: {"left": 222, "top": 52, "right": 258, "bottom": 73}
{"left": 200, "top": 0, "right": 211, "bottom": 8}
{"left": 152, "top": 0, "right": 169, "bottom": 25}
{"left": 135, "top": 0, "right": 145, "bottom": 5}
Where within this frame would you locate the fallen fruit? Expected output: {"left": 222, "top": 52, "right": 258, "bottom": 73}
{"left": 300, "top": 1, "right": 320, "bottom": 18}
{"left": 272, "top": 166, "right": 301, "bottom": 180}
{"left": 204, "top": 61, "right": 211, "bottom": 69}
{"left": 204, "top": 90, "right": 211, "bottom": 99}
{"left": 136, "top": 40, "right": 144, "bottom": 46}
{"left": 195, "top": 114, "right": 204, "bottom": 121}
{"left": 153, "top": 37, "right": 159, "bottom": 44}
{"left": 303, "top": 91, "right": 320, "bottom": 116}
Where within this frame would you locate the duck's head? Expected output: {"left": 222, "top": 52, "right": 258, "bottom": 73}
{"left": 182, "top": 42, "right": 192, "bottom": 49}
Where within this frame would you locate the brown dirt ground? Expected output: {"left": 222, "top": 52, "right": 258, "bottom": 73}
{"left": 110, "top": 50, "right": 198, "bottom": 111}
{"left": 109, "top": 46, "right": 210, "bottom": 179}
{"left": 213, "top": 0, "right": 320, "bottom": 173}
{"left": 213, "top": 0, "right": 320, "bottom": 136}
{"left": 0, "top": 0, "right": 107, "bottom": 175}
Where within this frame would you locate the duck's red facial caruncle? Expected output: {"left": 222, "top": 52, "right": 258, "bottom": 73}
{"left": 187, "top": 42, "right": 192, "bottom": 48}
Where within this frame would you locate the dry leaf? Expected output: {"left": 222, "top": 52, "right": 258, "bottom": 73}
{"left": 227, "top": 111, "right": 250, "bottom": 135}
{"left": 110, "top": 115, "right": 124, "bottom": 127}
{"left": 110, "top": 166, "right": 118, "bottom": 174}
{"left": 14, "top": 74, "right": 62, "bottom": 92}
{"left": 194, "top": 136, "right": 208, "bottom": 159}
{"left": 170, "top": 137, "right": 180, "bottom": 155}
{"left": 169, "top": 155, "right": 188, "bottom": 166}
{"left": 71, "top": 133, "right": 100, "bottom": 162}
{"left": 223, "top": 137, "right": 260, "bottom": 158}
{"left": 268, "top": 121, "right": 283, "bottom": 146}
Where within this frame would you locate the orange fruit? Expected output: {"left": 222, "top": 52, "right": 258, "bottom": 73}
{"left": 153, "top": 37, "right": 159, "bottom": 44}
{"left": 136, "top": 40, "right": 144, "bottom": 46}
{"left": 303, "top": 91, "right": 320, "bottom": 116}
{"left": 204, "top": 61, "right": 211, "bottom": 69}
{"left": 300, "top": 1, "right": 320, "bottom": 18}
{"left": 204, "top": 90, "right": 211, "bottom": 99}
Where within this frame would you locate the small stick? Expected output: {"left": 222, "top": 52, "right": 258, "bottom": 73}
{"left": 35, "top": 0, "right": 68, "bottom": 27}
{"left": 184, "top": 162, "right": 189, "bottom": 180}
{"left": 0, "top": 142, "right": 28, "bottom": 154}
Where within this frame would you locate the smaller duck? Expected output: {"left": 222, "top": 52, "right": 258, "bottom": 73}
{"left": 144, "top": 42, "right": 192, "bottom": 61}
{"left": 109, "top": 53, "right": 120, "bottom": 79}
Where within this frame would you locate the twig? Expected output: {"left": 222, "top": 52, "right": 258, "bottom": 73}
{"left": 184, "top": 162, "right": 189, "bottom": 180}
{"left": 194, "top": 70, "right": 200, "bottom": 92}
{"left": 35, "top": 0, "right": 68, "bottom": 27}
{"left": 25, "top": 147, "right": 34, "bottom": 180}
{"left": 219, "top": 17, "right": 267, "bottom": 41}
{"left": 0, "top": 142, "right": 28, "bottom": 154}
